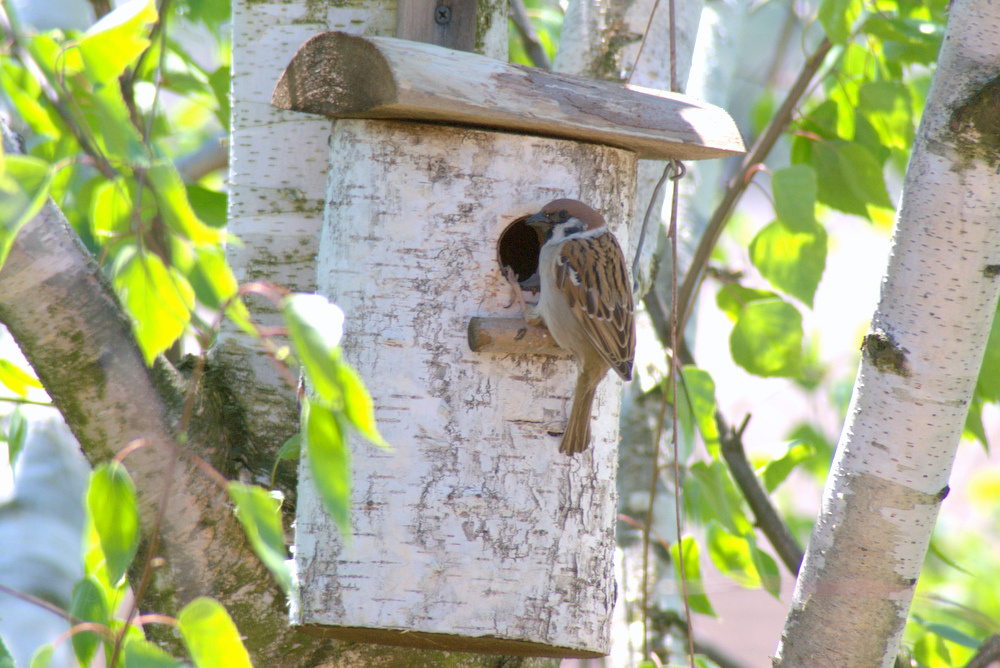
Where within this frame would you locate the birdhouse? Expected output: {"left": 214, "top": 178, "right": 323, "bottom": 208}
{"left": 271, "top": 31, "right": 744, "bottom": 658}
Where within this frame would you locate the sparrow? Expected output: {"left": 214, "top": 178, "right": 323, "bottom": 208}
{"left": 515, "top": 199, "right": 636, "bottom": 456}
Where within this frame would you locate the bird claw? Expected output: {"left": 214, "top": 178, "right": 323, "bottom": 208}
{"left": 503, "top": 266, "right": 540, "bottom": 326}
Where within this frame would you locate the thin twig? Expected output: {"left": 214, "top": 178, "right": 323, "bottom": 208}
{"left": 0, "top": 2, "right": 117, "bottom": 179}
{"left": 642, "top": 363, "right": 673, "bottom": 660}
{"left": 632, "top": 161, "right": 680, "bottom": 292}
{"left": 667, "top": 168, "right": 696, "bottom": 667}
{"left": 674, "top": 37, "right": 834, "bottom": 336}
{"left": 716, "top": 412, "right": 805, "bottom": 575}
{"left": 508, "top": 0, "right": 551, "bottom": 70}
{"left": 626, "top": 0, "right": 662, "bottom": 85}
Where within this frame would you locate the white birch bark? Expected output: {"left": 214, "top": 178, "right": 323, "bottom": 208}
{"left": 774, "top": 0, "right": 1000, "bottom": 664}
{"left": 219, "top": 0, "right": 506, "bottom": 448}
{"left": 294, "top": 120, "right": 637, "bottom": 655}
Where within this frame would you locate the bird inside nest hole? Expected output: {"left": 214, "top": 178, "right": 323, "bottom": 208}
{"left": 497, "top": 217, "right": 543, "bottom": 293}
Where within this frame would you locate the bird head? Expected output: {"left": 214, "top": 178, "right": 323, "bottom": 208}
{"left": 526, "top": 199, "right": 604, "bottom": 242}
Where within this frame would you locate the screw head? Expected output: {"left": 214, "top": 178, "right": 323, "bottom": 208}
{"left": 435, "top": 5, "right": 452, "bottom": 24}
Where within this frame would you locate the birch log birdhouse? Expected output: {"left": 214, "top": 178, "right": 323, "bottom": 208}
{"left": 271, "top": 31, "right": 744, "bottom": 658}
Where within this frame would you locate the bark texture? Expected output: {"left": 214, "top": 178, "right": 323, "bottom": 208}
{"left": 774, "top": 1, "right": 1000, "bottom": 665}
{"left": 295, "top": 119, "right": 636, "bottom": 656}
{"left": 219, "top": 0, "right": 508, "bottom": 452}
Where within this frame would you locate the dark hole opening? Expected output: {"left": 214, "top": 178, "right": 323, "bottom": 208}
{"left": 497, "top": 217, "right": 542, "bottom": 290}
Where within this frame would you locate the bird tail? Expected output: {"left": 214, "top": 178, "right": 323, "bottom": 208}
{"left": 560, "top": 373, "right": 599, "bottom": 456}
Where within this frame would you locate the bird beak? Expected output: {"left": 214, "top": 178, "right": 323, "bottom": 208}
{"left": 525, "top": 212, "right": 553, "bottom": 231}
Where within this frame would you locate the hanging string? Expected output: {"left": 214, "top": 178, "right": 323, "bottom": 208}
{"left": 629, "top": 0, "right": 694, "bottom": 663}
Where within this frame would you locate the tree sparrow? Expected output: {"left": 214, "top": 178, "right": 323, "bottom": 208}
{"left": 516, "top": 199, "right": 636, "bottom": 456}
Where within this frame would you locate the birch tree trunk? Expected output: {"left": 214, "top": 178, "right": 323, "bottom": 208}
{"left": 219, "top": 0, "right": 507, "bottom": 466}
{"left": 774, "top": 0, "right": 1000, "bottom": 664}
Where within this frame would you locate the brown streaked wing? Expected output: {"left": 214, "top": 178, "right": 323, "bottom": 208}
{"left": 554, "top": 233, "right": 636, "bottom": 380}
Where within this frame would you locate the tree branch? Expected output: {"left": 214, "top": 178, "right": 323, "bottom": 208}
{"left": 674, "top": 36, "right": 833, "bottom": 333}
{"left": 643, "top": 285, "right": 804, "bottom": 576}
{"left": 0, "top": 122, "right": 326, "bottom": 663}
{"left": 509, "top": 0, "right": 552, "bottom": 70}
{"left": 715, "top": 413, "right": 804, "bottom": 575}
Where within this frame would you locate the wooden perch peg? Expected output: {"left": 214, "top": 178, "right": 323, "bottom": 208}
{"left": 467, "top": 316, "right": 570, "bottom": 356}
{"left": 271, "top": 32, "right": 747, "bottom": 161}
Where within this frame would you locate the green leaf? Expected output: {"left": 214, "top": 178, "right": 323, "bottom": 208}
{"left": 797, "top": 99, "right": 840, "bottom": 142}
{"left": 975, "top": 305, "right": 1000, "bottom": 402}
{"left": 813, "top": 141, "right": 893, "bottom": 220}
{"left": 90, "top": 178, "right": 136, "bottom": 240}
{"left": 0, "top": 635, "right": 13, "bottom": 668}
{"left": 276, "top": 433, "right": 301, "bottom": 462}
{"left": 113, "top": 249, "right": 195, "bottom": 364}
{"left": 304, "top": 398, "right": 352, "bottom": 535}
{"left": 0, "top": 154, "right": 55, "bottom": 268}
{"left": 863, "top": 16, "right": 943, "bottom": 65}
{"left": 963, "top": 396, "right": 988, "bottom": 452}
{"left": 227, "top": 482, "right": 292, "bottom": 594}
{"left": 207, "top": 65, "right": 232, "bottom": 132}
{"left": 189, "top": 245, "right": 239, "bottom": 310}
{"left": 337, "top": 363, "right": 389, "bottom": 449}
{"left": 686, "top": 460, "right": 753, "bottom": 536}
{"left": 30, "top": 34, "right": 84, "bottom": 77}
{"left": 184, "top": 0, "right": 233, "bottom": 29}
{"left": 0, "top": 62, "right": 60, "bottom": 138}
{"left": 271, "top": 432, "right": 301, "bottom": 486}
{"left": 858, "top": 81, "right": 914, "bottom": 151}
{"left": 283, "top": 293, "right": 345, "bottom": 403}
{"left": 77, "top": 0, "right": 158, "bottom": 81}
{"left": 178, "top": 597, "right": 253, "bottom": 668}
{"left": 186, "top": 185, "right": 227, "bottom": 229}
{"left": 923, "top": 623, "right": 980, "bottom": 649}
{"left": 146, "top": 162, "right": 225, "bottom": 245}
{"left": 772, "top": 165, "right": 817, "bottom": 231}
{"left": 749, "top": 219, "right": 828, "bottom": 307}
{"left": 69, "top": 576, "right": 110, "bottom": 667}
{"left": 746, "top": 534, "right": 781, "bottom": 598}
{"left": 913, "top": 631, "right": 952, "bottom": 668}
{"left": 679, "top": 366, "right": 719, "bottom": 456}
{"left": 715, "top": 285, "right": 778, "bottom": 321}
{"left": 87, "top": 462, "right": 140, "bottom": 585}
{"left": 758, "top": 440, "right": 814, "bottom": 493}
{"left": 29, "top": 644, "right": 53, "bottom": 668}
{"left": 123, "top": 637, "right": 183, "bottom": 668}
{"left": 706, "top": 520, "right": 760, "bottom": 589}
{"left": 78, "top": 87, "right": 147, "bottom": 163}
{"left": 671, "top": 536, "right": 716, "bottom": 617}
{"left": 0, "top": 359, "right": 42, "bottom": 397}
{"left": 730, "top": 298, "right": 803, "bottom": 377}
{"left": 817, "top": 0, "right": 862, "bottom": 44}
{"left": 5, "top": 408, "right": 27, "bottom": 467}
{"left": 926, "top": 540, "right": 974, "bottom": 577}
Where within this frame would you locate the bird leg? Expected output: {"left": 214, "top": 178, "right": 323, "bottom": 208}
{"left": 503, "top": 266, "right": 543, "bottom": 326}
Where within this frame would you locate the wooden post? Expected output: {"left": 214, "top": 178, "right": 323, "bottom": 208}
{"left": 396, "top": 0, "right": 479, "bottom": 51}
